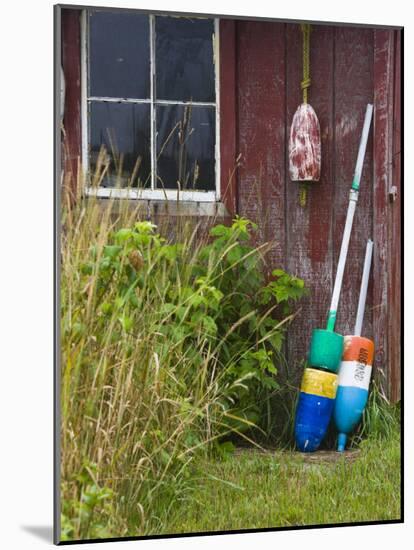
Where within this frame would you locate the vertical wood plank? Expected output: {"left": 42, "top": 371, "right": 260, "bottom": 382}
{"left": 285, "top": 25, "right": 335, "bottom": 382}
{"left": 236, "top": 21, "right": 286, "bottom": 271}
{"left": 333, "top": 28, "right": 374, "bottom": 344}
{"left": 219, "top": 19, "right": 238, "bottom": 215}
{"left": 389, "top": 30, "right": 401, "bottom": 402}
{"left": 373, "top": 29, "right": 393, "bottom": 396}
{"left": 61, "top": 9, "right": 82, "bottom": 198}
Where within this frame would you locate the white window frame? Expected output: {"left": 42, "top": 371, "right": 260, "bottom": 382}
{"left": 81, "top": 10, "right": 220, "bottom": 203}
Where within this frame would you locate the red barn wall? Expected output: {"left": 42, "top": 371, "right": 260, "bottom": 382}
{"left": 233, "top": 22, "right": 401, "bottom": 400}
{"left": 59, "top": 10, "right": 401, "bottom": 400}
{"left": 61, "top": 9, "right": 82, "bottom": 199}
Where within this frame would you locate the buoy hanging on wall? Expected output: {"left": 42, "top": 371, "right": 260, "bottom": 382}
{"left": 288, "top": 24, "right": 321, "bottom": 206}
{"left": 289, "top": 103, "right": 321, "bottom": 181}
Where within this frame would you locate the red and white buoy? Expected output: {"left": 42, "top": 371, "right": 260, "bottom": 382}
{"left": 289, "top": 103, "right": 321, "bottom": 182}
{"left": 289, "top": 24, "right": 321, "bottom": 205}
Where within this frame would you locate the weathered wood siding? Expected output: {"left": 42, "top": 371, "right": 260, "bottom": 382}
{"left": 237, "top": 21, "right": 286, "bottom": 270}
{"left": 61, "top": 9, "right": 82, "bottom": 198}
{"left": 235, "top": 23, "right": 401, "bottom": 399}
{"left": 59, "top": 11, "right": 401, "bottom": 400}
{"left": 389, "top": 30, "right": 402, "bottom": 403}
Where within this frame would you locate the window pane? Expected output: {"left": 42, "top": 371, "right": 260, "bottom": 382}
{"left": 156, "top": 105, "right": 216, "bottom": 191}
{"left": 155, "top": 17, "right": 215, "bottom": 103}
{"left": 89, "top": 11, "right": 150, "bottom": 99}
{"left": 89, "top": 102, "right": 151, "bottom": 188}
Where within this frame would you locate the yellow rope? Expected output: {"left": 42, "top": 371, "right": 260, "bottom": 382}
{"left": 299, "top": 184, "right": 307, "bottom": 207}
{"left": 301, "top": 23, "right": 311, "bottom": 104}
{"left": 299, "top": 23, "right": 311, "bottom": 208}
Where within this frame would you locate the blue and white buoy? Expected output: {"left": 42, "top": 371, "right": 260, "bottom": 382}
{"left": 334, "top": 240, "right": 374, "bottom": 452}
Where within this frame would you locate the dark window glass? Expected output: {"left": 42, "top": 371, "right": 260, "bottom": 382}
{"left": 89, "top": 11, "right": 150, "bottom": 99}
{"left": 156, "top": 105, "right": 215, "bottom": 191}
{"left": 89, "top": 102, "right": 151, "bottom": 188}
{"left": 155, "top": 17, "right": 215, "bottom": 102}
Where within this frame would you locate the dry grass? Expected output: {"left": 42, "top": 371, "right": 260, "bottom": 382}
{"left": 60, "top": 195, "right": 223, "bottom": 539}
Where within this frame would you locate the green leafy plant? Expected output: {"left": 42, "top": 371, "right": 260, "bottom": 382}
{"left": 61, "top": 461, "right": 116, "bottom": 541}
{"left": 193, "top": 217, "right": 308, "bottom": 436}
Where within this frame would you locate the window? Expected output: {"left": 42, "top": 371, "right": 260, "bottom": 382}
{"left": 81, "top": 10, "right": 220, "bottom": 201}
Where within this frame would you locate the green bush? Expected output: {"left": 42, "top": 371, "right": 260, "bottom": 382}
{"left": 79, "top": 216, "right": 306, "bottom": 436}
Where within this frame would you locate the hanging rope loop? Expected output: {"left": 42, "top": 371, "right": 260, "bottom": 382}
{"left": 301, "top": 23, "right": 311, "bottom": 104}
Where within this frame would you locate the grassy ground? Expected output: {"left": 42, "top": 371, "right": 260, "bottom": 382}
{"left": 60, "top": 195, "right": 401, "bottom": 541}
{"left": 161, "top": 429, "right": 401, "bottom": 534}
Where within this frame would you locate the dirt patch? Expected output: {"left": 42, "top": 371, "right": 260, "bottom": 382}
{"left": 299, "top": 449, "right": 361, "bottom": 464}
{"left": 234, "top": 446, "right": 361, "bottom": 464}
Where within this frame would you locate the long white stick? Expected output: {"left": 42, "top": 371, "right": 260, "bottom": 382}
{"left": 326, "top": 104, "right": 373, "bottom": 331}
{"left": 327, "top": 195, "right": 357, "bottom": 330}
{"left": 354, "top": 239, "right": 374, "bottom": 336}
{"left": 352, "top": 104, "right": 374, "bottom": 191}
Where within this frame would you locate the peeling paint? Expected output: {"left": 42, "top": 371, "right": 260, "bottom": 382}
{"left": 289, "top": 103, "right": 321, "bottom": 181}
{"left": 337, "top": 113, "right": 359, "bottom": 138}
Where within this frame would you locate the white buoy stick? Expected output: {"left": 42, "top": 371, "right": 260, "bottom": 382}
{"left": 326, "top": 104, "right": 373, "bottom": 332}
{"left": 327, "top": 197, "right": 357, "bottom": 330}
{"left": 352, "top": 105, "right": 374, "bottom": 191}
{"left": 354, "top": 239, "right": 374, "bottom": 336}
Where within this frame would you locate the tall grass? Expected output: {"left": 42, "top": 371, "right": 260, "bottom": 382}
{"left": 352, "top": 381, "right": 400, "bottom": 443}
{"left": 60, "top": 191, "right": 305, "bottom": 540}
{"left": 61, "top": 198, "right": 218, "bottom": 538}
